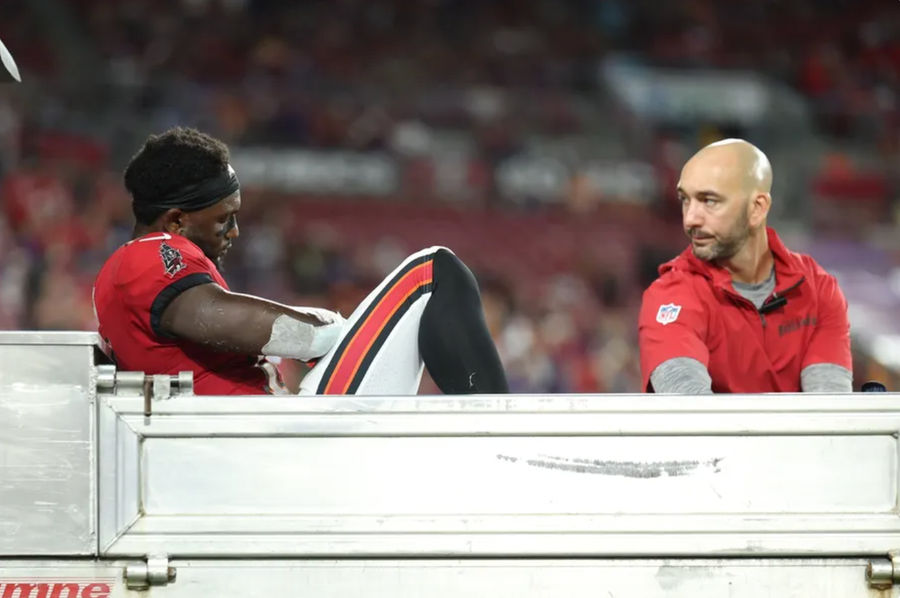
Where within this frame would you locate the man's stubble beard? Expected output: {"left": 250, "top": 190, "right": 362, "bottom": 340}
{"left": 689, "top": 209, "right": 751, "bottom": 262}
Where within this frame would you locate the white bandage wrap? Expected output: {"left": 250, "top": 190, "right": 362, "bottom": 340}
{"left": 261, "top": 313, "right": 346, "bottom": 361}
{"left": 289, "top": 306, "right": 344, "bottom": 325}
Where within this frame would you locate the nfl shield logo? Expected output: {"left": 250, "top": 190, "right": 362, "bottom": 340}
{"left": 656, "top": 303, "right": 682, "bottom": 325}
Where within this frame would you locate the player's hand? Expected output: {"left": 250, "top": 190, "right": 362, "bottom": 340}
{"left": 291, "top": 306, "right": 346, "bottom": 327}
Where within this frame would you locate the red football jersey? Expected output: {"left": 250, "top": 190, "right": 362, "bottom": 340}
{"left": 93, "top": 232, "right": 273, "bottom": 395}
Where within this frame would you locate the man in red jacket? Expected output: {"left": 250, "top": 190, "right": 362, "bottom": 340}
{"left": 93, "top": 127, "right": 508, "bottom": 396}
{"left": 638, "top": 139, "right": 852, "bottom": 393}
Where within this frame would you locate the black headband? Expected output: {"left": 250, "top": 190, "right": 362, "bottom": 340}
{"left": 136, "top": 164, "right": 240, "bottom": 212}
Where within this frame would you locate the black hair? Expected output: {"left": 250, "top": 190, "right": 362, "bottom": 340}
{"left": 124, "top": 127, "right": 231, "bottom": 225}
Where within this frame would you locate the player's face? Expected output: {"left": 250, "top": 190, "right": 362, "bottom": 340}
{"left": 182, "top": 192, "right": 241, "bottom": 271}
{"left": 677, "top": 159, "right": 751, "bottom": 262}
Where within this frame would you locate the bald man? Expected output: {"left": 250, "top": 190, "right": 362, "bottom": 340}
{"left": 638, "top": 139, "right": 852, "bottom": 393}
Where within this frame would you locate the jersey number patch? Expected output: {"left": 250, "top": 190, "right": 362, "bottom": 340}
{"left": 656, "top": 303, "right": 682, "bottom": 325}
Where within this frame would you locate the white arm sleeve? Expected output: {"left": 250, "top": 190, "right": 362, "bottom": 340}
{"left": 289, "top": 306, "right": 344, "bottom": 325}
{"left": 261, "top": 312, "right": 347, "bottom": 361}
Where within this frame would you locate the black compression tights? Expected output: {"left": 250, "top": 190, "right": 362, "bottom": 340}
{"left": 418, "top": 249, "right": 509, "bottom": 394}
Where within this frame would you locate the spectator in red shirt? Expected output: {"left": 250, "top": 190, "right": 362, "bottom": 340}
{"left": 94, "top": 127, "right": 507, "bottom": 395}
{"left": 638, "top": 139, "right": 852, "bottom": 393}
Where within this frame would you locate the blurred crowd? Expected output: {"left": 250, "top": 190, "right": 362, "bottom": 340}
{"left": 62, "top": 0, "right": 900, "bottom": 151}
{"left": 0, "top": 0, "right": 898, "bottom": 392}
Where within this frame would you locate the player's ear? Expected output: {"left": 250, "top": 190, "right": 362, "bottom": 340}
{"left": 160, "top": 208, "right": 186, "bottom": 235}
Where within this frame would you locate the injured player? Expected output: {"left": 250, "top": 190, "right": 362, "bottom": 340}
{"left": 93, "top": 127, "right": 509, "bottom": 396}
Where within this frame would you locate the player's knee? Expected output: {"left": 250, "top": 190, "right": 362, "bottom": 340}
{"left": 399, "top": 245, "right": 453, "bottom": 270}
{"left": 423, "top": 245, "right": 452, "bottom": 255}
{"left": 432, "top": 248, "right": 479, "bottom": 295}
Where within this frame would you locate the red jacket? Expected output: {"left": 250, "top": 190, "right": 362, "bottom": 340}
{"left": 638, "top": 228, "right": 851, "bottom": 393}
{"left": 94, "top": 232, "right": 273, "bottom": 395}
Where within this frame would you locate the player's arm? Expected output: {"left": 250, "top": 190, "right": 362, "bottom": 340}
{"left": 800, "top": 272, "right": 852, "bottom": 392}
{"left": 159, "top": 282, "right": 343, "bottom": 361}
{"left": 638, "top": 279, "right": 711, "bottom": 393}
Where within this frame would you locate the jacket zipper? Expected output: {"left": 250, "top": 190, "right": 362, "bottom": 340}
{"left": 757, "top": 277, "right": 806, "bottom": 327}
{"left": 724, "top": 276, "right": 806, "bottom": 328}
